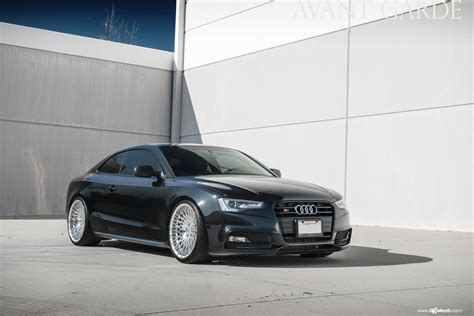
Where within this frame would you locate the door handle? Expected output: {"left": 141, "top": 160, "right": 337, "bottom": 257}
{"left": 108, "top": 185, "right": 116, "bottom": 192}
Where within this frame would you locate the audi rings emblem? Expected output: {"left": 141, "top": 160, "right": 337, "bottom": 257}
{"left": 294, "top": 204, "right": 318, "bottom": 215}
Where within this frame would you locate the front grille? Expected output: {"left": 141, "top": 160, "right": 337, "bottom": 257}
{"left": 274, "top": 201, "right": 334, "bottom": 243}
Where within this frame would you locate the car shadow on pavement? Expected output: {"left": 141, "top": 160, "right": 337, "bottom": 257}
{"left": 98, "top": 242, "right": 432, "bottom": 268}
{"left": 209, "top": 246, "right": 433, "bottom": 268}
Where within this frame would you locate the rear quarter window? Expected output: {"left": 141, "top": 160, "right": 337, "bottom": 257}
{"left": 98, "top": 152, "right": 127, "bottom": 174}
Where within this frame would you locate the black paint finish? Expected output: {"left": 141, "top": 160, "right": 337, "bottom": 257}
{"left": 66, "top": 144, "right": 351, "bottom": 256}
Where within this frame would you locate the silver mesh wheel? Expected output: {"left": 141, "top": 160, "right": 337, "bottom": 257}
{"left": 169, "top": 202, "right": 198, "bottom": 259}
{"left": 68, "top": 199, "right": 86, "bottom": 243}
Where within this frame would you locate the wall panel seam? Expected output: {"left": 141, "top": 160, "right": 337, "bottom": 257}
{"left": 180, "top": 103, "right": 473, "bottom": 137}
{"left": 184, "top": 28, "right": 349, "bottom": 72}
{"left": 0, "top": 118, "right": 171, "bottom": 138}
{"left": 348, "top": 102, "right": 473, "bottom": 120}
{"left": 186, "top": 1, "right": 273, "bottom": 32}
{"left": 344, "top": 23, "right": 351, "bottom": 199}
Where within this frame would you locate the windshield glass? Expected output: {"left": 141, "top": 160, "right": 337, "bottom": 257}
{"left": 159, "top": 145, "right": 274, "bottom": 177}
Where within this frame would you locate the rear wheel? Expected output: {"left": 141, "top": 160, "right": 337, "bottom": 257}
{"left": 300, "top": 252, "right": 333, "bottom": 258}
{"left": 67, "top": 197, "right": 99, "bottom": 246}
{"left": 168, "top": 201, "right": 211, "bottom": 264}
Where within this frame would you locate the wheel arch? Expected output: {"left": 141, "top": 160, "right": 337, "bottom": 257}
{"left": 166, "top": 195, "right": 202, "bottom": 228}
{"left": 67, "top": 193, "right": 85, "bottom": 214}
{"left": 66, "top": 179, "right": 94, "bottom": 214}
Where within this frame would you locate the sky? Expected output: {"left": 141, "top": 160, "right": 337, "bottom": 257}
{"left": 0, "top": 0, "right": 176, "bottom": 51}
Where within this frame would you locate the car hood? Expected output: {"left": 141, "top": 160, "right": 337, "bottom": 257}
{"left": 183, "top": 175, "right": 337, "bottom": 202}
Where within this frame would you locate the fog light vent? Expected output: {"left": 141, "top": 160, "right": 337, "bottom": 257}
{"left": 228, "top": 236, "right": 251, "bottom": 243}
{"left": 225, "top": 232, "right": 273, "bottom": 249}
{"left": 336, "top": 230, "right": 350, "bottom": 240}
{"left": 335, "top": 229, "right": 352, "bottom": 246}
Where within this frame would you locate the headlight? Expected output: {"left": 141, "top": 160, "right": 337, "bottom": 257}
{"left": 335, "top": 198, "right": 347, "bottom": 210}
{"left": 218, "top": 198, "right": 265, "bottom": 212}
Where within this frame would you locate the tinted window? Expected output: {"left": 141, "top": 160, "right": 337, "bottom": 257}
{"left": 159, "top": 146, "right": 273, "bottom": 177}
{"left": 98, "top": 152, "right": 127, "bottom": 174}
{"left": 120, "top": 150, "right": 161, "bottom": 175}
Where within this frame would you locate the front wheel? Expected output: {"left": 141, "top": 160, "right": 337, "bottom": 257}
{"left": 168, "top": 201, "right": 211, "bottom": 264}
{"left": 67, "top": 197, "right": 99, "bottom": 246}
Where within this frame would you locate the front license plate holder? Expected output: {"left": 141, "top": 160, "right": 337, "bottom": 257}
{"left": 296, "top": 219, "right": 323, "bottom": 237}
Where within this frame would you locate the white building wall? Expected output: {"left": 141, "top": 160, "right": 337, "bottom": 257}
{"left": 180, "top": 0, "right": 473, "bottom": 231}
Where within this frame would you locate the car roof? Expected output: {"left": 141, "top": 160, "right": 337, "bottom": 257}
{"left": 88, "top": 143, "right": 238, "bottom": 173}
{"left": 147, "top": 143, "right": 233, "bottom": 149}
{"left": 150, "top": 143, "right": 219, "bottom": 147}
{"left": 112, "top": 143, "right": 237, "bottom": 153}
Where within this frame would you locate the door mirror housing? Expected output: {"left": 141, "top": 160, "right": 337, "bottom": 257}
{"left": 155, "top": 171, "right": 166, "bottom": 182}
{"left": 134, "top": 165, "right": 165, "bottom": 182}
{"left": 270, "top": 168, "right": 281, "bottom": 177}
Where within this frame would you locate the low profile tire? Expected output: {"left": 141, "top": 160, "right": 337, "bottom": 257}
{"left": 67, "top": 197, "right": 99, "bottom": 246}
{"left": 300, "top": 252, "right": 334, "bottom": 258}
{"left": 168, "top": 201, "right": 211, "bottom": 264}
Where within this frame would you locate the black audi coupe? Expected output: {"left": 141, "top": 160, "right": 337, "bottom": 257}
{"left": 66, "top": 144, "right": 352, "bottom": 263}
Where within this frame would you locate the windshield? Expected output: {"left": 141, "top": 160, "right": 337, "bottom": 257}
{"left": 159, "top": 145, "right": 274, "bottom": 177}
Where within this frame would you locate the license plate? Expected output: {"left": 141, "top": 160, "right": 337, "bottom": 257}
{"left": 297, "top": 219, "right": 323, "bottom": 237}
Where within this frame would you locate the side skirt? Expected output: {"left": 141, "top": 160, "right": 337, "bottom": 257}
{"left": 95, "top": 232, "right": 170, "bottom": 249}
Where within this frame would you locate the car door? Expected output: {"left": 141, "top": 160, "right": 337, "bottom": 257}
{"left": 90, "top": 151, "right": 128, "bottom": 233}
{"left": 109, "top": 149, "right": 167, "bottom": 241}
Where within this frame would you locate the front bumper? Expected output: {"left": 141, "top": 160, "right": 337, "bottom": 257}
{"left": 208, "top": 237, "right": 351, "bottom": 256}
{"left": 205, "top": 202, "right": 352, "bottom": 256}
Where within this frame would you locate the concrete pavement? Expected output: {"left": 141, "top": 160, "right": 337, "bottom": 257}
{"left": 0, "top": 220, "right": 472, "bottom": 315}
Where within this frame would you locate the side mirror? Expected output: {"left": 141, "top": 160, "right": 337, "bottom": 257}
{"left": 155, "top": 171, "right": 166, "bottom": 182}
{"left": 134, "top": 165, "right": 165, "bottom": 182}
{"left": 270, "top": 168, "right": 281, "bottom": 177}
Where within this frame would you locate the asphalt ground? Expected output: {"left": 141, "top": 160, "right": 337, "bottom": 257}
{"left": 1, "top": 220, "right": 472, "bottom": 315}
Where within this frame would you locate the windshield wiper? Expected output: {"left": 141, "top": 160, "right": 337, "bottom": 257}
{"left": 221, "top": 167, "right": 244, "bottom": 174}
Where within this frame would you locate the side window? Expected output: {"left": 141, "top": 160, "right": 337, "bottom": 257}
{"left": 120, "top": 150, "right": 161, "bottom": 176}
{"left": 98, "top": 152, "right": 127, "bottom": 174}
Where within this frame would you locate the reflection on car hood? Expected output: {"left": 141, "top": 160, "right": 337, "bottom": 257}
{"left": 188, "top": 175, "right": 336, "bottom": 202}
